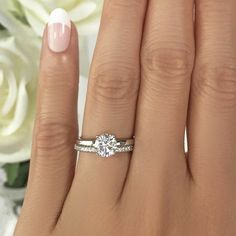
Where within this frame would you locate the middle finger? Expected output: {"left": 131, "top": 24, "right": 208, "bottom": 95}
{"left": 128, "top": 0, "right": 195, "bottom": 186}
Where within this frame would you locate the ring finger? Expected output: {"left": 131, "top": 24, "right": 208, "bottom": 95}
{"left": 55, "top": 0, "right": 148, "bottom": 232}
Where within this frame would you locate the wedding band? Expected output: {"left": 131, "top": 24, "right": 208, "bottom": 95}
{"left": 74, "top": 133, "right": 134, "bottom": 158}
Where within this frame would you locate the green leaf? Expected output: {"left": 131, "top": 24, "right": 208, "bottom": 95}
{"left": 3, "top": 161, "right": 29, "bottom": 188}
{"left": 0, "top": 23, "right": 5, "bottom": 30}
{"left": 11, "top": 161, "right": 29, "bottom": 188}
{"left": 3, "top": 163, "right": 20, "bottom": 186}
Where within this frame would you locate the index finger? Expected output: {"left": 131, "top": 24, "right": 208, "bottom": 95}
{"left": 15, "top": 9, "right": 79, "bottom": 235}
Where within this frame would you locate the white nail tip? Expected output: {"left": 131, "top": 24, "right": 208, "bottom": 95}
{"left": 48, "top": 8, "right": 71, "bottom": 28}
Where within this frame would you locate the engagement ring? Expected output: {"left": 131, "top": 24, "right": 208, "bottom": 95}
{"left": 74, "top": 133, "right": 134, "bottom": 158}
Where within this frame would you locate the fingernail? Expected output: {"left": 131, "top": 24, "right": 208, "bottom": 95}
{"left": 48, "top": 8, "right": 71, "bottom": 53}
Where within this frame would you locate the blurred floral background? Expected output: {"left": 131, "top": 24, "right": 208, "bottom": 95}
{"left": 0, "top": 0, "right": 102, "bottom": 235}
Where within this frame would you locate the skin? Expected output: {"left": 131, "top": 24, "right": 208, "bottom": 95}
{"left": 14, "top": 0, "right": 236, "bottom": 235}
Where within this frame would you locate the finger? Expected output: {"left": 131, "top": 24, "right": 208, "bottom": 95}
{"left": 188, "top": 0, "right": 236, "bottom": 188}
{"left": 76, "top": 0, "right": 147, "bottom": 202}
{"left": 55, "top": 1, "right": 147, "bottom": 231}
{"left": 15, "top": 9, "right": 78, "bottom": 235}
{"left": 127, "top": 0, "right": 195, "bottom": 186}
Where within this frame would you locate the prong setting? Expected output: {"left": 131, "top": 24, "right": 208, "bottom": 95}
{"left": 94, "top": 134, "right": 118, "bottom": 158}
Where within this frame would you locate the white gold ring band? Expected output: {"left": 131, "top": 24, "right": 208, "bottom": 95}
{"left": 74, "top": 133, "right": 134, "bottom": 158}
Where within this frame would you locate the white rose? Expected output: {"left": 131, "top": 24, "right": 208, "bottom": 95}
{"left": 0, "top": 14, "right": 40, "bottom": 163}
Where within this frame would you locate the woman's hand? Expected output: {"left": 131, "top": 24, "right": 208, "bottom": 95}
{"left": 14, "top": 0, "right": 236, "bottom": 235}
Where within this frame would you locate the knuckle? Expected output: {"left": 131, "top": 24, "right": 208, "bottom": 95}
{"left": 89, "top": 62, "right": 139, "bottom": 102}
{"left": 35, "top": 116, "right": 75, "bottom": 156}
{"left": 40, "top": 65, "right": 76, "bottom": 90}
{"left": 193, "top": 64, "right": 236, "bottom": 111}
{"left": 141, "top": 43, "right": 192, "bottom": 78}
{"left": 141, "top": 44, "right": 192, "bottom": 100}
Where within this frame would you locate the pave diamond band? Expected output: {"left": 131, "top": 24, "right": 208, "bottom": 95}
{"left": 74, "top": 133, "right": 134, "bottom": 158}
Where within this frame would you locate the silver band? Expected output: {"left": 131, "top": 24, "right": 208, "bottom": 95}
{"left": 74, "top": 133, "right": 134, "bottom": 158}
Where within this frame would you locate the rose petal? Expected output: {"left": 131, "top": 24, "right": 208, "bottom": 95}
{"left": 46, "top": 0, "right": 78, "bottom": 9}
{"left": 0, "top": 53, "right": 12, "bottom": 66}
{"left": 17, "top": 0, "right": 49, "bottom": 36}
{"left": 0, "top": 145, "right": 31, "bottom": 163}
{"left": 1, "top": 71, "right": 17, "bottom": 116}
{"left": 0, "top": 36, "right": 28, "bottom": 63}
{"left": 0, "top": 0, "right": 23, "bottom": 15}
{"left": 21, "top": 8, "right": 47, "bottom": 37}
{"left": 76, "top": 17, "right": 101, "bottom": 35}
{"left": 0, "top": 127, "right": 30, "bottom": 152}
{"left": 1, "top": 79, "right": 28, "bottom": 136}
{"left": 0, "top": 70, "right": 4, "bottom": 87}
{"left": 0, "top": 8, "right": 32, "bottom": 36}
{"left": 69, "top": 2, "right": 96, "bottom": 22}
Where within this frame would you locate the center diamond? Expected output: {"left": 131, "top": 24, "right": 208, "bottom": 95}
{"left": 94, "top": 134, "right": 118, "bottom": 158}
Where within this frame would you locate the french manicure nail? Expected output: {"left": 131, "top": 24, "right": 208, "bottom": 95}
{"left": 48, "top": 8, "right": 71, "bottom": 53}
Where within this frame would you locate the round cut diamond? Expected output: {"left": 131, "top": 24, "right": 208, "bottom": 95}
{"left": 94, "top": 134, "right": 118, "bottom": 157}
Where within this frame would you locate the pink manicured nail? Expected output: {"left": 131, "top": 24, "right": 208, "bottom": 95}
{"left": 48, "top": 8, "right": 71, "bottom": 53}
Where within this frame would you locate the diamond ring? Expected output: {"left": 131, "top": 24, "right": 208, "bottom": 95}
{"left": 74, "top": 133, "right": 134, "bottom": 158}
